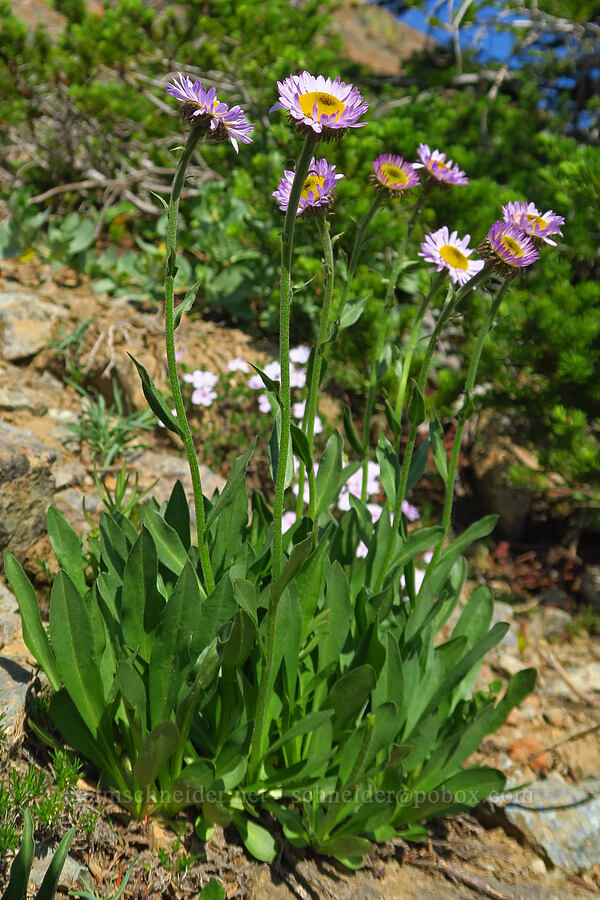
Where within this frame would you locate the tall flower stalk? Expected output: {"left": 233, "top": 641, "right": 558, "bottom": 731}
{"left": 424, "top": 275, "right": 512, "bottom": 577}
{"left": 302, "top": 211, "right": 335, "bottom": 522}
{"left": 374, "top": 264, "right": 491, "bottom": 593}
{"left": 164, "top": 129, "right": 215, "bottom": 593}
{"left": 249, "top": 133, "right": 317, "bottom": 782}
{"left": 359, "top": 187, "right": 428, "bottom": 500}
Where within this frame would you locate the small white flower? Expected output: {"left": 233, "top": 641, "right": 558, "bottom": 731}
{"left": 257, "top": 393, "right": 272, "bottom": 413}
{"left": 227, "top": 357, "right": 249, "bottom": 373}
{"left": 290, "top": 345, "right": 311, "bottom": 365}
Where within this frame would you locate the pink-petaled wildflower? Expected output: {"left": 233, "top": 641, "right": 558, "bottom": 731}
{"left": 274, "top": 157, "right": 344, "bottom": 217}
{"left": 282, "top": 511, "right": 297, "bottom": 533}
{"left": 165, "top": 73, "right": 254, "bottom": 153}
{"left": 419, "top": 227, "right": 484, "bottom": 286}
{"left": 290, "top": 365, "right": 307, "bottom": 389}
{"left": 257, "top": 393, "right": 271, "bottom": 414}
{"left": 183, "top": 369, "right": 218, "bottom": 407}
{"left": 372, "top": 154, "right": 420, "bottom": 195}
{"left": 227, "top": 357, "right": 249, "bottom": 373}
{"left": 337, "top": 461, "right": 381, "bottom": 510}
{"left": 501, "top": 201, "right": 564, "bottom": 247}
{"left": 290, "top": 345, "right": 311, "bottom": 365}
{"left": 356, "top": 540, "right": 369, "bottom": 559}
{"left": 271, "top": 71, "right": 368, "bottom": 138}
{"left": 482, "top": 222, "right": 539, "bottom": 274}
{"left": 415, "top": 143, "right": 468, "bottom": 186}
{"left": 402, "top": 500, "right": 420, "bottom": 522}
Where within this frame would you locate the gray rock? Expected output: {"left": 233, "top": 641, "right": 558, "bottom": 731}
{"left": 53, "top": 459, "right": 88, "bottom": 490}
{"left": 0, "top": 654, "right": 30, "bottom": 738}
{"left": 544, "top": 660, "right": 600, "bottom": 697}
{"left": 0, "top": 290, "right": 65, "bottom": 360}
{"left": 29, "top": 846, "right": 90, "bottom": 889}
{"left": 0, "top": 578, "right": 21, "bottom": 649}
{"left": 500, "top": 774, "right": 600, "bottom": 873}
{"left": 579, "top": 564, "right": 600, "bottom": 609}
{"left": 0, "top": 421, "right": 57, "bottom": 564}
{"left": 528, "top": 606, "right": 571, "bottom": 641}
{"left": 0, "top": 385, "right": 48, "bottom": 414}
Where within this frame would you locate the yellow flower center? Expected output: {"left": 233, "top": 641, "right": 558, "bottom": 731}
{"left": 500, "top": 235, "right": 523, "bottom": 257}
{"left": 440, "top": 244, "right": 469, "bottom": 270}
{"left": 525, "top": 213, "right": 548, "bottom": 229}
{"left": 299, "top": 91, "right": 345, "bottom": 123}
{"left": 301, "top": 174, "right": 325, "bottom": 200}
{"left": 381, "top": 164, "right": 408, "bottom": 185}
{"left": 430, "top": 159, "right": 448, "bottom": 172}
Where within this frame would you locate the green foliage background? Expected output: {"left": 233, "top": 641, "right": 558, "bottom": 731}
{"left": 0, "top": 0, "right": 598, "bottom": 485}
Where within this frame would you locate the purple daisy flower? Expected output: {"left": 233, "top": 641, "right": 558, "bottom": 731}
{"left": 419, "top": 226, "right": 484, "bottom": 286}
{"left": 273, "top": 157, "right": 344, "bottom": 217}
{"left": 271, "top": 71, "right": 368, "bottom": 138}
{"left": 483, "top": 222, "right": 539, "bottom": 273}
{"left": 414, "top": 143, "right": 468, "bottom": 186}
{"left": 372, "top": 153, "right": 420, "bottom": 194}
{"left": 165, "top": 73, "right": 254, "bottom": 153}
{"left": 502, "top": 201, "right": 564, "bottom": 246}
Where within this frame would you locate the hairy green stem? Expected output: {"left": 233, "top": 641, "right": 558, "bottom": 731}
{"left": 296, "top": 212, "right": 335, "bottom": 521}
{"left": 374, "top": 265, "right": 492, "bottom": 592}
{"left": 165, "top": 128, "right": 215, "bottom": 593}
{"left": 335, "top": 193, "right": 383, "bottom": 322}
{"left": 360, "top": 189, "right": 427, "bottom": 501}
{"left": 249, "top": 134, "right": 317, "bottom": 783}
{"left": 424, "top": 276, "right": 512, "bottom": 577}
{"left": 394, "top": 272, "right": 445, "bottom": 420}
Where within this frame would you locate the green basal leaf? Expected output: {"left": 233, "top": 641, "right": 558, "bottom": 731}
{"left": 437, "top": 515, "right": 498, "bottom": 566}
{"left": 121, "top": 527, "right": 163, "bottom": 661}
{"left": 406, "top": 434, "right": 430, "bottom": 493}
{"left": 206, "top": 445, "right": 253, "bottom": 529}
{"left": 4, "top": 551, "right": 62, "bottom": 692}
{"left": 198, "top": 879, "right": 225, "bottom": 900}
{"left": 35, "top": 824, "right": 76, "bottom": 900}
{"left": 49, "top": 571, "right": 106, "bottom": 736}
{"left": 322, "top": 666, "right": 376, "bottom": 734}
{"left": 2, "top": 807, "right": 34, "bottom": 900}
{"left": 230, "top": 812, "right": 278, "bottom": 862}
{"left": 164, "top": 480, "right": 191, "bottom": 550}
{"left": 141, "top": 504, "right": 190, "bottom": 580}
{"left": 133, "top": 720, "right": 179, "bottom": 792}
{"left": 46, "top": 506, "right": 86, "bottom": 594}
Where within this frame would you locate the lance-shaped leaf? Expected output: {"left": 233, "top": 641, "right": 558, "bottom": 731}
{"left": 121, "top": 527, "right": 163, "bottom": 661}
{"left": 149, "top": 561, "right": 203, "bottom": 727}
{"left": 133, "top": 720, "right": 179, "bottom": 793}
{"left": 4, "top": 551, "right": 61, "bottom": 692}
{"left": 174, "top": 280, "right": 201, "bottom": 329}
{"left": 128, "top": 353, "right": 182, "bottom": 436}
{"left": 49, "top": 570, "right": 105, "bottom": 736}
{"left": 46, "top": 506, "right": 86, "bottom": 595}
{"left": 206, "top": 445, "right": 253, "bottom": 529}
{"left": 3, "top": 807, "right": 34, "bottom": 900}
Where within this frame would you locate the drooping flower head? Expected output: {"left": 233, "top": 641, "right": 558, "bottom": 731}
{"left": 271, "top": 72, "right": 368, "bottom": 139}
{"left": 372, "top": 154, "right": 420, "bottom": 195}
{"left": 414, "top": 143, "right": 468, "bottom": 186}
{"left": 166, "top": 73, "right": 254, "bottom": 153}
{"left": 481, "top": 222, "right": 539, "bottom": 275}
{"left": 273, "top": 157, "right": 344, "bottom": 217}
{"left": 502, "top": 201, "right": 564, "bottom": 247}
{"left": 419, "top": 226, "right": 485, "bottom": 286}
